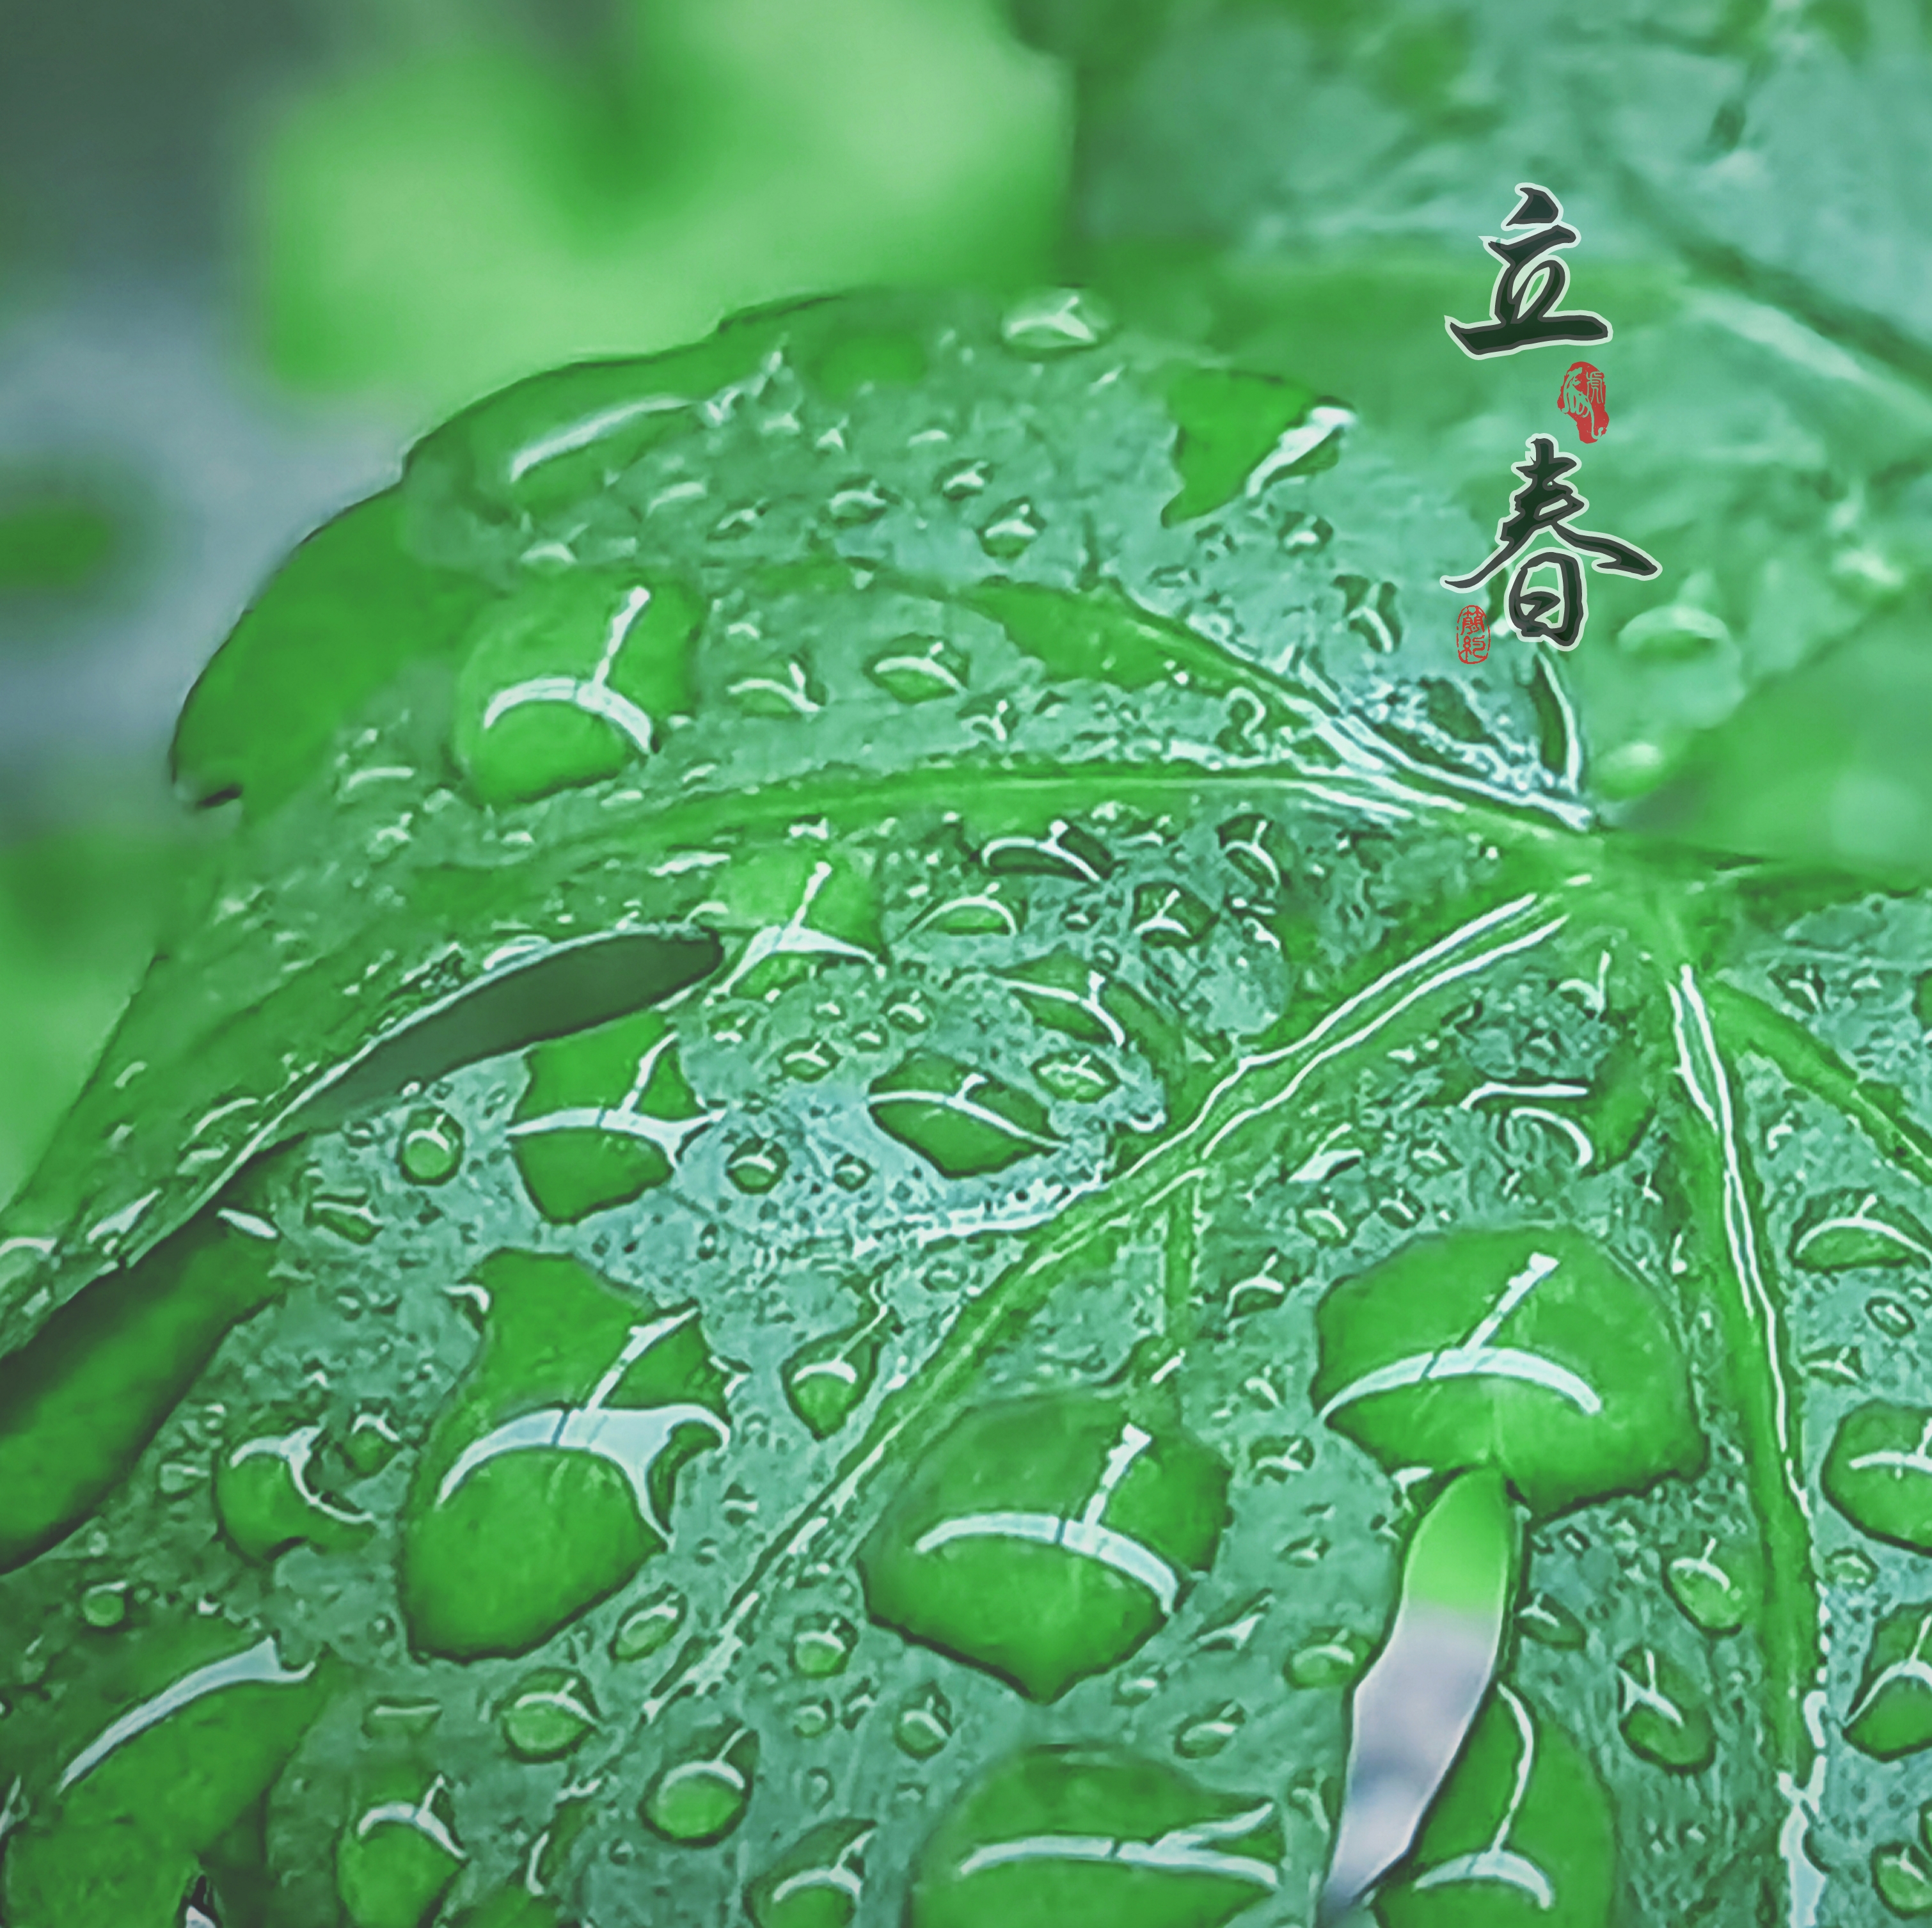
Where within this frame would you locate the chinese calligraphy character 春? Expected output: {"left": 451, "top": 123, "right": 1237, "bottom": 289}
{"left": 1558, "top": 360, "right": 1609, "bottom": 442}
{"left": 1442, "top": 434, "right": 1659, "bottom": 649}
{"left": 1445, "top": 184, "right": 1611, "bottom": 360}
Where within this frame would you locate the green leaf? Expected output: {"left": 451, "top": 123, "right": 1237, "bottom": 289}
{"left": 3, "top": 281, "right": 1929, "bottom": 1927}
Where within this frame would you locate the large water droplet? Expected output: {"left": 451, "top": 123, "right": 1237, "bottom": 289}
{"left": 747, "top": 1819, "right": 875, "bottom": 1928}
{"left": 1872, "top": 1840, "right": 1932, "bottom": 1916}
{"left": 1823, "top": 1402, "right": 1932, "bottom": 1552}
{"left": 1662, "top": 1537, "right": 1758, "bottom": 1636}
{"left": 214, "top": 1421, "right": 374, "bottom": 1565}
{"left": 784, "top": 1307, "right": 893, "bottom": 1440}
{"left": 1615, "top": 1646, "right": 1714, "bottom": 1771}
{"left": 640, "top": 1723, "right": 758, "bottom": 1845}
{"left": 1793, "top": 1192, "right": 1932, "bottom": 1270}
{"left": 858, "top": 1391, "right": 1229, "bottom": 1702}
{"left": 907, "top": 1748, "right": 1280, "bottom": 1927}
{"left": 79, "top": 1580, "right": 129, "bottom": 1629}
{"left": 336, "top": 1769, "right": 466, "bottom": 1928}
{"left": 1846, "top": 1603, "right": 1932, "bottom": 1758}
{"left": 869, "top": 1053, "right": 1059, "bottom": 1178}
{"left": 727, "top": 1137, "right": 791, "bottom": 1194}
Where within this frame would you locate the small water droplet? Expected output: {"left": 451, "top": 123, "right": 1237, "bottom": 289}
{"left": 498, "top": 1668, "right": 599, "bottom": 1760}
{"left": 612, "top": 1586, "right": 686, "bottom": 1661}
{"left": 398, "top": 1107, "right": 464, "bottom": 1185}
{"left": 937, "top": 456, "right": 990, "bottom": 501}
{"left": 999, "top": 288, "right": 1116, "bottom": 356}
{"left": 866, "top": 636, "right": 970, "bottom": 703}
{"left": 832, "top": 1153, "right": 873, "bottom": 1191}
{"left": 1616, "top": 1645, "right": 1714, "bottom": 1771}
{"left": 361, "top": 1697, "right": 441, "bottom": 1741}
{"left": 885, "top": 995, "right": 930, "bottom": 1032}
{"left": 1113, "top": 1667, "right": 1164, "bottom": 1707}
{"left": 1870, "top": 1295, "right": 1917, "bottom": 1339}
{"left": 791, "top": 1615, "right": 859, "bottom": 1679}
{"left": 1518, "top": 1590, "right": 1588, "bottom": 1649}
{"left": 1249, "top": 1435, "right": 1315, "bottom": 1481}
{"left": 894, "top": 1684, "right": 954, "bottom": 1758}
{"left": 1284, "top": 1629, "right": 1372, "bottom": 1689}
{"left": 342, "top": 1409, "right": 402, "bottom": 1477}
{"left": 306, "top": 1192, "right": 381, "bottom": 1244}
{"left": 978, "top": 498, "right": 1044, "bottom": 560}
{"left": 828, "top": 478, "right": 891, "bottom": 526}
{"left": 1825, "top": 1546, "right": 1879, "bottom": 1588}
{"left": 1031, "top": 1051, "right": 1120, "bottom": 1103}
{"left": 79, "top": 1581, "right": 129, "bottom": 1629}
{"left": 1174, "top": 1701, "right": 1244, "bottom": 1758}
{"left": 727, "top": 1138, "right": 790, "bottom": 1193}
{"left": 780, "top": 1038, "right": 841, "bottom": 1082}
{"left": 1662, "top": 1537, "right": 1757, "bottom": 1636}
{"left": 791, "top": 1700, "right": 834, "bottom": 1739}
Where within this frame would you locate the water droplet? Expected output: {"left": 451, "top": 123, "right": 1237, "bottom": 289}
{"left": 748, "top": 1819, "right": 875, "bottom": 1928}
{"left": 1518, "top": 1590, "right": 1588, "bottom": 1649}
{"left": 1113, "top": 1667, "right": 1164, "bottom": 1707}
{"left": 361, "top": 1697, "right": 441, "bottom": 1741}
{"left": 885, "top": 995, "right": 930, "bottom": 1032}
{"left": 1803, "top": 1341, "right": 1866, "bottom": 1386}
{"left": 499, "top": 1668, "right": 599, "bottom": 1760}
{"left": 1281, "top": 1534, "right": 1328, "bottom": 1566}
{"left": 868, "top": 1052, "right": 1059, "bottom": 1178}
{"left": 832, "top": 1154, "right": 873, "bottom": 1192}
{"left": 1824, "top": 1402, "right": 1932, "bottom": 1552}
{"left": 337, "top": 1770, "right": 464, "bottom": 1928}
{"left": 1872, "top": 1840, "right": 1932, "bottom": 1916}
{"left": 791, "top": 1615, "right": 859, "bottom": 1679}
{"left": 894, "top": 1684, "right": 954, "bottom": 1758}
{"left": 640, "top": 1723, "right": 758, "bottom": 1845}
{"left": 866, "top": 636, "right": 970, "bottom": 703}
{"left": 784, "top": 1308, "right": 892, "bottom": 1439}
{"left": 1285, "top": 1629, "right": 1372, "bottom": 1689}
{"left": 1193, "top": 1592, "right": 1270, "bottom": 1654}
{"left": 1175, "top": 1701, "right": 1244, "bottom": 1758}
{"left": 910, "top": 1748, "right": 1281, "bottom": 1920}
{"left": 999, "top": 288, "right": 1116, "bottom": 356}
{"left": 1793, "top": 1192, "right": 1932, "bottom": 1270}
{"left": 1847, "top": 1604, "right": 1932, "bottom": 1758}
{"left": 1615, "top": 1645, "right": 1714, "bottom": 1771}
{"left": 1249, "top": 1434, "right": 1315, "bottom": 1482}
{"left": 1131, "top": 881, "right": 1214, "bottom": 949}
{"left": 398, "top": 1107, "right": 464, "bottom": 1185}
{"left": 1663, "top": 1537, "right": 1757, "bottom": 1636}
{"left": 791, "top": 1700, "right": 834, "bottom": 1739}
{"left": 306, "top": 1192, "right": 381, "bottom": 1245}
{"left": 611, "top": 1588, "right": 686, "bottom": 1662}
{"left": 1616, "top": 603, "right": 1730, "bottom": 661}
{"left": 727, "top": 1137, "right": 791, "bottom": 1193}
{"left": 1031, "top": 1051, "right": 1120, "bottom": 1103}
{"left": 937, "top": 457, "right": 990, "bottom": 501}
{"left": 978, "top": 498, "right": 1044, "bottom": 560}
{"left": 1871, "top": 1295, "right": 1918, "bottom": 1339}
{"left": 79, "top": 1580, "right": 129, "bottom": 1629}
{"left": 828, "top": 478, "right": 891, "bottom": 526}
{"left": 342, "top": 1409, "right": 402, "bottom": 1477}
{"left": 780, "top": 1038, "right": 841, "bottom": 1082}
{"left": 857, "top": 1391, "right": 1229, "bottom": 1702}
{"left": 214, "top": 1422, "right": 374, "bottom": 1564}
{"left": 1825, "top": 1547, "right": 1879, "bottom": 1589}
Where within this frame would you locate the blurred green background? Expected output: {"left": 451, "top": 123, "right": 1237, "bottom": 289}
{"left": 3, "top": 0, "right": 1929, "bottom": 1208}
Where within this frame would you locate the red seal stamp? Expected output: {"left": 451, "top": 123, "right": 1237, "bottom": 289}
{"left": 1558, "top": 360, "right": 1608, "bottom": 443}
{"left": 1456, "top": 603, "right": 1489, "bottom": 663}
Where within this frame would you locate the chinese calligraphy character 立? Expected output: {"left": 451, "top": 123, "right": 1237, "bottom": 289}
{"left": 1446, "top": 184, "right": 1611, "bottom": 360}
{"left": 1442, "top": 434, "right": 1658, "bottom": 649}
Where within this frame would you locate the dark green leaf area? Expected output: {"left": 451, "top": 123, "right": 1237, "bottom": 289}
{"left": 170, "top": 489, "right": 489, "bottom": 817}
{"left": 452, "top": 570, "right": 704, "bottom": 807}
{"left": 747, "top": 1818, "right": 875, "bottom": 1928}
{"left": 1823, "top": 1403, "right": 1932, "bottom": 1554}
{"left": 399, "top": 1251, "right": 731, "bottom": 1659}
{"left": 1375, "top": 1685, "right": 1613, "bottom": 1928}
{"left": 868, "top": 1052, "right": 1059, "bottom": 1179}
{"left": 1614, "top": 1645, "right": 1716, "bottom": 1774}
{"left": 510, "top": 1007, "right": 715, "bottom": 1223}
{"left": 0, "top": 1618, "right": 338, "bottom": 1928}
{"left": 908, "top": 1745, "right": 1282, "bottom": 1928}
{"left": 1310, "top": 1228, "right": 1703, "bottom": 1519}
{"left": 857, "top": 1393, "right": 1230, "bottom": 1702}
{"left": 0, "top": 1213, "right": 279, "bottom": 1575}
{"left": 336, "top": 1760, "right": 466, "bottom": 1928}
{"left": 1846, "top": 1603, "right": 1932, "bottom": 1760}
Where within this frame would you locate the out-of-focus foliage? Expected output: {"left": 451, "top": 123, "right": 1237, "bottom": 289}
{"left": 248, "top": 0, "right": 1070, "bottom": 419}
{"left": 1050, "top": 0, "right": 1932, "bottom": 879}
